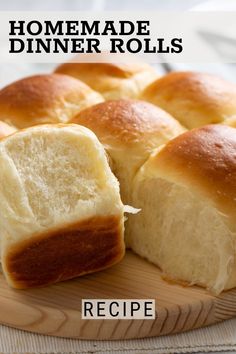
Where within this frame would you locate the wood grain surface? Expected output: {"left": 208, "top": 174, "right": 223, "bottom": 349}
{"left": 0, "top": 250, "right": 235, "bottom": 340}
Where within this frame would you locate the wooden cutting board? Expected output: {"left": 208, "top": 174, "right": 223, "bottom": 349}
{"left": 0, "top": 250, "right": 235, "bottom": 340}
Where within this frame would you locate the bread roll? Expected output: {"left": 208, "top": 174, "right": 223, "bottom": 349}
{"left": 55, "top": 57, "right": 158, "bottom": 100}
{"left": 0, "top": 74, "right": 104, "bottom": 129}
{"left": 70, "top": 100, "right": 185, "bottom": 206}
{"left": 0, "top": 121, "right": 16, "bottom": 138}
{"left": 130, "top": 124, "right": 236, "bottom": 294}
{"left": 0, "top": 124, "right": 124, "bottom": 289}
{"left": 140, "top": 71, "right": 236, "bottom": 129}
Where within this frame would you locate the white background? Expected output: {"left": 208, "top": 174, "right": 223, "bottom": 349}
{"left": 1, "top": 0, "right": 236, "bottom": 11}
{"left": 0, "top": 0, "right": 236, "bottom": 87}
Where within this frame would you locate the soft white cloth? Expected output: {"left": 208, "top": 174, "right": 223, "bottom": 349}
{"left": 0, "top": 318, "right": 236, "bottom": 354}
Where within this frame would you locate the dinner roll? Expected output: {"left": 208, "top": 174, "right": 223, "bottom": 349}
{"left": 70, "top": 100, "right": 185, "bottom": 206}
{"left": 0, "top": 124, "right": 124, "bottom": 289}
{"left": 140, "top": 71, "right": 236, "bottom": 129}
{"left": 55, "top": 58, "right": 158, "bottom": 100}
{"left": 0, "top": 121, "right": 16, "bottom": 138}
{"left": 130, "top": 125, "right": 236, "bottom": 294}
{"left": 0, "top": 74, "right": 104, "bottom": 129}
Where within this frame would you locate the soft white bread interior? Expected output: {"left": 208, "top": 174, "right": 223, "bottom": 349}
{"left": 0, "top": 121, "right": 17, "bottom": 138}
{"left": 140, "top": 71, "right": 236, "bottom": 129}
{"left": 130, "top": 125, "right": 236, "bottom": 294}
{"left": 55, "top": 55, "right": 158, "bottom": 100}
{"left": 0, "top": 124, "right": 124, "bottom": 289}
{"left": 70, "top": 100, "right": 185, "bottom": 206}
{"left": 71, "top": 100, "right": 185, "bottom": 246}
{"left": 0, "top": 74, "right": 104, "bottom": 129}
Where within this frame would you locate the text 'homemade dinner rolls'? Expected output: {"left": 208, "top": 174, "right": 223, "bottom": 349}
{"left": 140, "top": 71, "right": 236, "bottom": 129}
{"left": 130, "top": 125, "right": 236, "bottom": 294}
{"left": 0, "top": 74, "right": 104, "bottom": 129}
{"left": 55, "top": 58, "right": 158, "bottom": 100}
{"left": 70, "top": 100, "right": 185, "bottom": 206}
{"left": 0, "top": 124, "right": 125, "bottom": 289}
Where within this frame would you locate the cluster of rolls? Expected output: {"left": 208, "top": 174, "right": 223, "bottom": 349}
{"left": 1, "top": 54, "right": 236, "bottom": 295}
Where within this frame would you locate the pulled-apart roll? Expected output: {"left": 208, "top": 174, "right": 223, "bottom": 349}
{"left": 140, "top": 71, "right": 236, "bottom": 129}
{"left": 130, "top": 125, "right": 236, "bottom": 294}
{"left": 71, "top": 100, "right": 185, "bottom": 246}
{"left": 0, "top": 74, "right": 104, "bottom": 129}
{"left": 70, "top": 100, "right": 185, "bottom": 205}
{"left": 0, "top": 124, "right": 124, "bottom": 289}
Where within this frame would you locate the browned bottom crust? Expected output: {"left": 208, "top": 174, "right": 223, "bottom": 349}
{"left": 5, "top": 215, "right": 124, "bottom": 289}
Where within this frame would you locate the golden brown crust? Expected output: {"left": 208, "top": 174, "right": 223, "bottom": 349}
{"left": 140, "top": 71, "right": 236, "bottom": 128}
{"left": 56, "top": 62, "right": 154, "bottom": 79}
{"left": 153, "top": 124, "right": 236, "bottom": 216}
{"left": 0, "top": 74, "right": 103, "bottom": 128}
{"left": 71, "top": 99, "right": 184, "bottom": 149}
{"left": 5, "top": 215, "right": 124, "bottom": 289}
{"left": 55, "top": 62, "right": 157, "bottom": 99}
